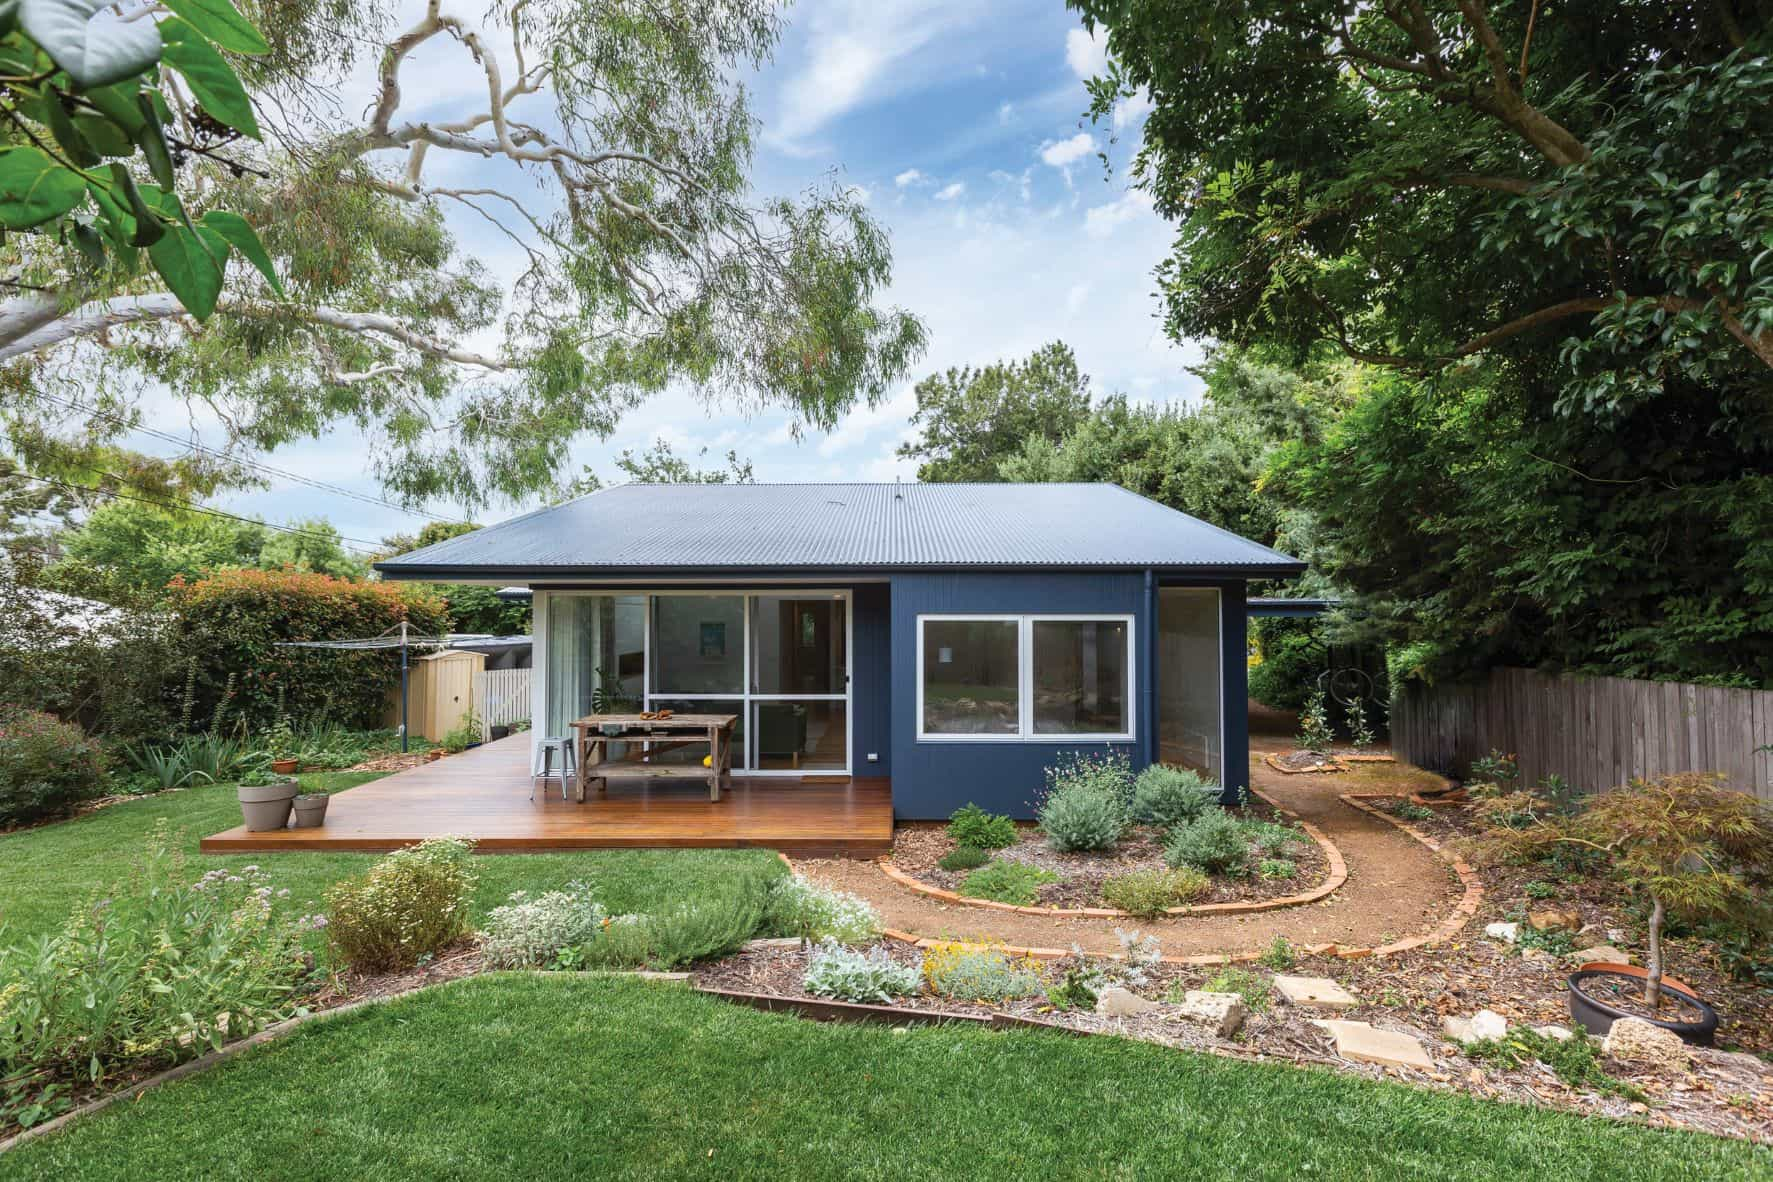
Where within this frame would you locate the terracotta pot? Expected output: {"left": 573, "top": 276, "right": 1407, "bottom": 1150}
{"left": 290, "top": 793, "right": 329, "bottom": 828}
{"left": 426, "top": 750, "right": 443, "bottom": 762}
{"left": 237, "top": 780, "right": 299, "bottom": 831}
{"left": 270, "top": 758, "right": 299, "bottom": 775}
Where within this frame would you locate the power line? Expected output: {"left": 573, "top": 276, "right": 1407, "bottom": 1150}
{"left": 8, "top": 471, "right": 385, "bottom": 557}
{"left": 33, "top": 392, "right": 472, "bottom": 527}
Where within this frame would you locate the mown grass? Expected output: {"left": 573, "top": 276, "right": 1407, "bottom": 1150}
{"left": 7, "top": 975, "right": 1766, "bottom": 1181}
{"left": 0, "top": 773, "right": 784, "bottom": 940}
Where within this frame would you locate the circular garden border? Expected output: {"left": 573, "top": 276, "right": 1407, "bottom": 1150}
{"left": 873, "top": 788, "right": 1348, "bottom": 920}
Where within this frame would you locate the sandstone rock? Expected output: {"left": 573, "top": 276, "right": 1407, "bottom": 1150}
{"left": 1273, "top": 975, "right": 1358, "bottom": 1009}
{"left": 1095, "top": 986, "right": 1158, "bottom": 1018}
{"left": 1532, "top": 1025, "right": 1574, "bottom": 1042}
{"left": 1483, "top": 921, "right": 1519, "bottom": 944}
{"left": 1177, "top": 990, "right": 1247, "bottom": 1038}
{"left": 1568, "top": 944, "right": 1630, "bottom": 965}
{"left": 1470, "top": 1009, "right": 1509, "bottom": 1041}
{"left": 1441, "top": 1015, "right": 1474, "bottom": 1042}
{"left": 1318, "top": 1019, "right": 1435, "bottom": 1071}
{"left": 1607, "top": 927, "right": 1629, "bottom": 945}
{"left": 1528, "top": 908, "right": 1582, "bottom": 933}
{"left": 1603, "top": 1017, "right": 1688, "bottom": 1069}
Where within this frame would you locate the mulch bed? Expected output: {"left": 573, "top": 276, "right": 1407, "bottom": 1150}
{"left": 891, "top": 802, "right": 1329, "bottom": 909}
{"left": 691, "top": 939, "right": 1773, "bottom": 1142}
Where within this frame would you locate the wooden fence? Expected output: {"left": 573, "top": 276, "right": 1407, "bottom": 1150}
{"left": 473, "top": 667, "right": 533, "bottom": 738}
{"left": 1391, "top": 667, "right": 1773, "bottom": 803}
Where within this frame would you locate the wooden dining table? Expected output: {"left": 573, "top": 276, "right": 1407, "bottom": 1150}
{"left": 569, "top": 712, "right": 737, "bottom": 802}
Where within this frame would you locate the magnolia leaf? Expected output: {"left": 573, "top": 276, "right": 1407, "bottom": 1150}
{"left": 159, "top": 17, "right": 258, "bottom": 138}
{"left": 73, "top": 110, "right": 133, "bottom": 156}
{"left": 200, "top": 209, "right": 281, "bottom": 295}
{"left": 133, "top": 90, "right": 175, "bottom": 190}
{"left": 147, "top": 220, "right": 229, "bottom": 319}
{"left": 0, "top": 145, "right": 88, "bottom": 229}
{"left": 103, "top": 162, "right": 163, "bottom": 246}
{"left": 158, "top": 0, "right": 266, "bottom": 55}
{"left": 19, "top": 0, "right": 163, "bottom": 88}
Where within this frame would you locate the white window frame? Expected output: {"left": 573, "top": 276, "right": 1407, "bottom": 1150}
{"left": 916, "top": 613, "right": 1136, "bottom": 743}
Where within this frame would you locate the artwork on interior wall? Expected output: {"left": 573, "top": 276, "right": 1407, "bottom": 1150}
{"left": 699, "top": 621, "right": 726, "bottom": 658}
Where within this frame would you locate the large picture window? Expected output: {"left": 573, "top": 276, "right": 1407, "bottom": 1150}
{"left": 917, "top": 615, "right": 1134, "bottom": 741}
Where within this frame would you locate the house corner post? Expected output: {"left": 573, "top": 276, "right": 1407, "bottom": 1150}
{"left": 1221, "top": 583, "right": 1250, "bottom": 805}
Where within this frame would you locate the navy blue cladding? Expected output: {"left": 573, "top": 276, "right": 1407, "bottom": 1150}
{"left": 851, "top": 583, "right": 891, "bottom": 776}
{"left": 888, "top": 572, "right": 1152, "bottom": 820}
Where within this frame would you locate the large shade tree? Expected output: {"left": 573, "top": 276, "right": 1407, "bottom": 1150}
{"left": 1, "top": 0, "right": 925, "bottom": 507}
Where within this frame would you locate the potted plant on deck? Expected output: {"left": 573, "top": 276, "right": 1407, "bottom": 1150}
{"left": 1474, "top": 771, "right": 1773, "bottom": 1044}
{"left": 237, "top": 766, "right": 300, "bottom": 831}
{"left": 291, "top": 780, "right": 330, "bottom": 828}
{"left": 267, "top": 708, "right": 299, "bottom": 776}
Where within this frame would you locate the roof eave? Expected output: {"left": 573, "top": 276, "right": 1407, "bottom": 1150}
{"left": 373, "top": 560, "right": 1309, "bottom": 582}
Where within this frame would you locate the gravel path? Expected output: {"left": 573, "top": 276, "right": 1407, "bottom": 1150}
{"left": 797, "top": 750, "right": 1458, "bottom": 959}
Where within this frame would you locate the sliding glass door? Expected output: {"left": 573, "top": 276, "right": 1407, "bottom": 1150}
{"left": 570, "top": 590, "right": 848, "bottom": 776}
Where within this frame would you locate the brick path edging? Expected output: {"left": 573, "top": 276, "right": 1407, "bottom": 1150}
{"left": 836, "top": 794, "right": 1485, "bottom": 968}
{"left": 871, "top": 788, "right": 1349, "bottom": 920}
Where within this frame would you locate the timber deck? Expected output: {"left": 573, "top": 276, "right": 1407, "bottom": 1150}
{"left": 199, "top": 734, "right": 892, "bottom": 857}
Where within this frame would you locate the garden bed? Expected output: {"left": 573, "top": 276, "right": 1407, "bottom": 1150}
{"left": 890, "top": 797, "right": 1330, "bottom": 912}
{"left": 688, "top": 938, "right": 1773, "bottom": 1142}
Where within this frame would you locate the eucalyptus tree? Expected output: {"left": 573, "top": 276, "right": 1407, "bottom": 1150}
{"left": 1, "top": 0, "right": 924, "bottom": 506}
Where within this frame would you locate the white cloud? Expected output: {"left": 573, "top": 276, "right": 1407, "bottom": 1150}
{"left": 1084, "top": 188, "right": 1156, "bottom": 238}
{"left": 895, "top": 168, "right": 928, "bottom": 188}
{"left": 990, "top": 168, "right": 1032, "bottom": 202}
{"left": 1113, "top": 87, "right": 1154, "bottom": 130}
{"left": 846, "top": 183, "right": 872, "bottom": 205}
{"left": 997, "top": 100, "right": 1014, "bottom": 124}
{"left": 1065, "top": 282, "right": 1092, "bottom": 315}
{"left": 1040, "top": 132, "right": 1095, "bottom": 169}
{"left": 1065, "top": 27, "right": 1107, "bottom": 79}
{"left": 934, "top": 182, "right": 967, "bottom": 201}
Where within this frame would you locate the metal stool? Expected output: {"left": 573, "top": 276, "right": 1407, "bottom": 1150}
{"left": 531, "top": 736, "right": 575, "bottom": 801}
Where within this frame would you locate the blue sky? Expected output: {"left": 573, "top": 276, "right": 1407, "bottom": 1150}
{"left": 193, "top": 2, "right": 1197, "bottom": 554}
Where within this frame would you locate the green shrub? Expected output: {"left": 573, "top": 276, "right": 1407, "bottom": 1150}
{"left": 1038, "top": 784, "right": 1127, "bottom": 852}
{"left": 1043, "top": 749, "right": 1135, "bottom": 806}
{"left": 1130, "top": 764, "right": 1219, "bottom": 831}
{"left": 960, "top": 860, "right": 1057, "bottom": 905}
{"left": 170, "top": 568, "right": 449, "bottom": 730}
{"left": 0, "top": 711, "right": 109, "bottom": 828}
{"left": 1257, "top": 935, "right": 1298, "bottom": 971}
{"left": 1524, "top": 879, "right": 1559, "bottom": 900}
{"left": 1101, "top": 867, "right": 1209, "bottom": 916}
{"left": 1297, "top": 689, "right": 1335, "bottom": 753}
{"left": 1203, "top": 966, "right": 1273, "bottom": 1012}
{"left": 581, "top": 878, "right": 774, "bottom": 969}
{"left": 1258, "top": 858, "right": 1297, "bottom": 880}
{"left": 922, "top": 941, "right": 1043, "bottom": 1001}
{"left": 946, "top": 803, "right": 1017, "bottom": 850}
{"left": 480, "top": 885, "right": 608, "bottom": 968}
{"left": 0, "top": 826, "right": 312, "bottom": 1087}
{"left": 1045, "top": 953, "right": 1104, "bottom": 1011}
{"left": 1243, "top": 820, "right": 1304, "bottom": 858}
{"left": 765, "top": 877, "right": 880, "bottom": 943}
{"left": 937, "top": 845, "right": 991, "bottom": 872}
{"left": 802, "top": 940, "right": 921, "bottom": 1002}
{"left": 1461, "top": 1028, "right": 1644, "bottom": 1101}
{"left": 1393, "top": 801, "right": 1436, "bottom": 822}
{"left": 1163, "top": 810, "right": 1250, "bottom": 875}
{"left": 326, "top": 838, "right": 479, "bottom": 972}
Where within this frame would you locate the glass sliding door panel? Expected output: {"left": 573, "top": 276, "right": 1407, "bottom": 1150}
{"left": 650, "top": 595, "right": 744, "bottom": 694}
{"left": 1157, "top": 589, "right": 1222, "bottom": 783}
{"left": 642, "top": 698, "right": 744, "bottom": 767}
{"left": 547, "top": 593, "right": 645, "bottom": 747}
{"left": 752, "top": 701, "right": 846, "bottom": 771}
{"left": 750, "top": 596, "right": 846, "bottom": 695}
{"left": 1031, "top": 619, "right": 1130, "bottom": 735}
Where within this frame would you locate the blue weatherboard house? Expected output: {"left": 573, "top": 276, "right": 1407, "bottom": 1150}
{"left": 375, "top": 483, "right": 1304, "bottom": 819}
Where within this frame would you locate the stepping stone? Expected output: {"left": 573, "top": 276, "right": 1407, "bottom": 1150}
{"left": 1095, "top": 986, "right": 1159, "bottom": 1018}
{"left": 1176, "top": 990, "right": 1247, "bottom": 1038}
{"left": 1273, "top": 975, "right": 1358, "bottom": 1009}
{"left": 1567, "top": 944, "right": 1630, "bottom": 965}
{"left": 1483, "top": 921, "right": 1519, "bottom": 943}
{"left": 1317, "top": 1020, "right": 1435, "bottom": 1071}
{"left": 1469, "top": 1009, "right": 1508, "bottom": 1041}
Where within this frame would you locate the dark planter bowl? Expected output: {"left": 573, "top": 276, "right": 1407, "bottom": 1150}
{"left": 1567, "top": 967, "right": 1718, "bottom": 1046}
{"left": 488, "top": 725, "right": 511, "bottom": 741}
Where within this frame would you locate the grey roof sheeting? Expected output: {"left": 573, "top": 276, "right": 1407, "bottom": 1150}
{"left": 374, "top": 483, "right": 1304, "bottom": 577}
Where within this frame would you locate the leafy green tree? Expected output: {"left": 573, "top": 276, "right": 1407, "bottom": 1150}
{"left": 565, "top": 438, "right": 756, "bottom": 497}
{"left": 897, "top": 341, "right": 1092, "bottom": 482}
{"left": 378, "top": 520, "right": 531, "bottom": 636}
{"left": 2, "top": 1, "right": 925, "bottom": 507}
{"left": 52, "top": 499, "right": 364, "bottom": 593}
{"left": 1071, "top": 2, "right": 1772, "bottom": 407}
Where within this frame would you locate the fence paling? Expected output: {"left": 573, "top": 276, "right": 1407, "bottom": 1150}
{"left": 473, "top": 668, "right": 533, "bottom": 738}
{"left": 1392, "top": 667, "right": 1772, "bottom": 802}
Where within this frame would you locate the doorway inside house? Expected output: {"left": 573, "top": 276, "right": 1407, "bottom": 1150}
{"left": 549, "top": 590, "right": 850, "bottom": 777}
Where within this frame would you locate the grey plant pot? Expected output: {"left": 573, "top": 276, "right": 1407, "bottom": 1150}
{"left": 238, "top": 780, "right": 299, "bottom": 831}
{"left": 290, "top": 793, "right": 330, "bottom": 829}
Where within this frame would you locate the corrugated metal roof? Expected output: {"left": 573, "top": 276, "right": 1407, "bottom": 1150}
{"left": 374, "top": 483, "right": 1304, "bottom": 577}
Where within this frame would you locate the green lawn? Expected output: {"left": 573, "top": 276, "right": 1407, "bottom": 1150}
{"left": 0, "top": 774, "right": 784, "bottom": 940}
{"left": 7, "top": 974, "right": 1766, "bottom": 1181}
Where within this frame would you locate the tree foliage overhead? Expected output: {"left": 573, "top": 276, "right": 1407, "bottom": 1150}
{"left": 897, "top": 341, "right": 1093, "bottom": 483}
{"left": 1072, "top": 2, "right": 1773, "bottom": 415}
{"left": 2, "top": 0, "right": 926, "bottom": 507}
